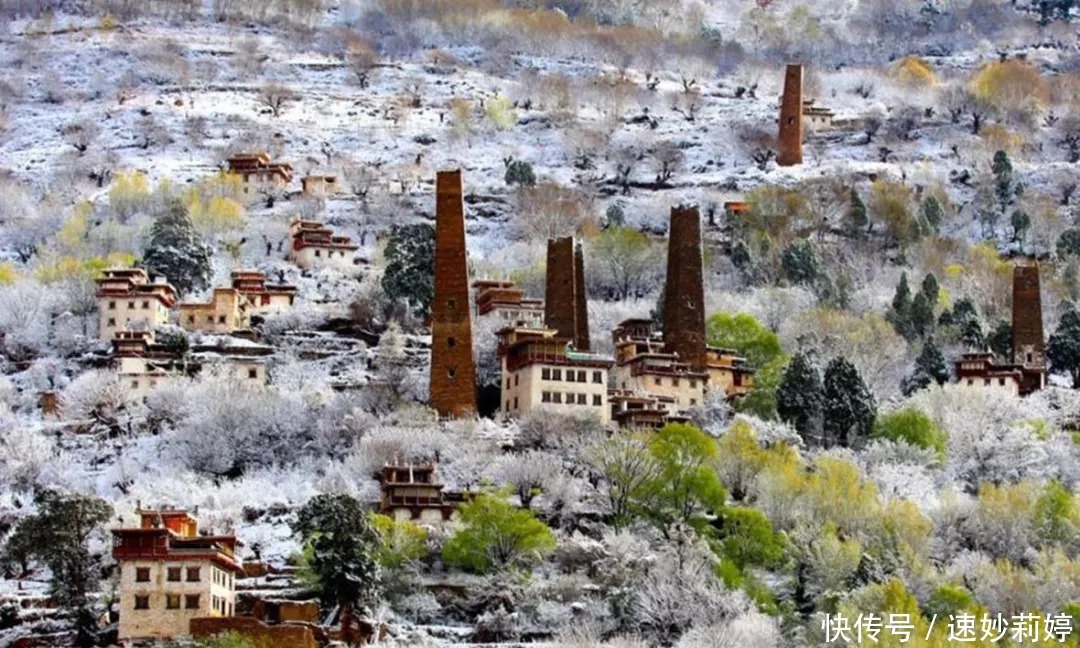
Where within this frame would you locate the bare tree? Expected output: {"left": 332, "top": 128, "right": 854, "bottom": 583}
{"left": 1059, "top": 115, "right": 1080, "bottom": 164}
{"left": 135, "top": 114, "right": 171, "bottom": 149}
{"left": 257, "top": 82, "right": 297, "bottom": 118}
{"left": 670, "top": 90, "right": 700, "bottom": 122}
{"left": 651, "top": 141, "right": 684, "bottom": 189}
{"left": 346, "top": 42, "right": 378, "bottom": 89}
{"left": 61, "top": 120, "right": 100, "bottom": 156}
{"left": 342, "top": 160, "right": 378, "bottom": 204}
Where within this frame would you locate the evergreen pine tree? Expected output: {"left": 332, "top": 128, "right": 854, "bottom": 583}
{"left": 888, "top": 272, "right": 914, "bottom": 339}
{"left": 1048, "top": 301, "right": 1080, "bottom": 387}
{"left": 776, "top": 353, "right": 824, "bottom": 446}
{"left": 293, "top": 494, "right": 382, "bottom": 640}
{"left": 504, "top": 159, "right": 537, "bottom": 187}
{"left": 381, "top": 223, "right": 436, "bottom": 318}
{"left": 902, "top": 337, "right": 949, "bottom": 396}
{"left": 992, "top": 150, "right": 1016, "bottom": 215}
{"left": 849, "top": 188, "right": 869, "bottom": 235}
{"left": 1011, "top": 209, "right": 1031, "bottom": 251}
{"left": 988, "top": 320, "right": 1012, "bottom": 358}
{"left": 910, "top": 292, "right": 935, "bottom": 339}
{"left": 951, "top": 298, "right": 985, "bottom": 349}
{"left": 823, "top": 356, "right": 877, "bottom": 449}
{"left": 141, "top": 199, "right": 213, "bottom": 295}
{"left": 780, "top": 240, "right": 819, "bottom": 286}
{"left": 1057, "top": 229, "right": 1080, "bottom": 258}
{"left": 921, "top": 195, "right": 944, "bottom": 232}
{"left": 920, "top": 273, "right": 939, "bottom": 306}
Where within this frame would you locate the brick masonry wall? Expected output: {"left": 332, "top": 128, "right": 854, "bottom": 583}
{"left": 429, "top": 170, "right": 477, "bottom": 417}
{"left": 662, "top": 205, "right": 706, "bottom": 371}
{"left": 190, "top": 616, "right": 318, "bottom": 648}
{"left": 545, "top": 237, "right": 584, "bottom": 348}
{"left": 778, "top": 64, "right": 803, "bottom": 167}
{"left": 1012, "top": 264, "right": 1044, "bottom": 364}
{"left": 573, "top": 242, "right": 591, "bottom": 351}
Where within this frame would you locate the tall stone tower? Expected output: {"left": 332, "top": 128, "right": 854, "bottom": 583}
{"left": 545, "top": 236, "right": 590, "bottom": 351}
{"left": 1012, "top": 262, "right": 1045, "bottom": 394}
{"left": 777, "top": 64, "right": 804, "bottom": 167}
{"left": 662, "top": 205, "right": 706, "bottom": 370}
{"left": 428, "top": 170, "right": 477, "bottom": 418}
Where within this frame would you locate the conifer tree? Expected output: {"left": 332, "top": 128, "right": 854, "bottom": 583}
{"left": 921, "top": 195, "right": 944, "bottom": 232}
{"left": 823, "top": 356, "right": 876, "bottom": 448}
{"left": 381, "top": 223, "right": 435, "bottom": 318}
{"left": 1048, "top": 301, "right": 1080, "bottom": 388}
{"left": 902, "top": 337, "right": 949, "bottom": 396}
{"left": 777, "top": 353, "right": 824, "bottom": 446}
{"left": 910, "top": 292, "right": 935, "bottom": 339}
{"left": 888, "top": 272, "right": 914, "bottom": 339}
{"left": 849, "top": 188, "right": 868, "bottom": 235}
{"left": 141, "top": 199, "right": 212, "bottom": 295}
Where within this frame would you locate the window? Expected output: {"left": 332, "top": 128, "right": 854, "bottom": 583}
{"left": 218, "top": 315, "right": 226, "bottom": 324}
{"left": 188, "top": 315, "right": 195, "bottom": 324}
{"left": 128, "top": 301, "right": 135, "bottom": 309}
{"left": 514, "top": 374, "right": 519, "bottom": 386}
{"left": 107, "top": 318, "right": 116, "bottom": 327}
{"left": 552, "top": 369, "right": 562, "bottom": 380}
{"left": 166, "top": 594, "right": 181, "bottom": 610}
{"left": 248, "top": 368, "right": 258, "bottom": 379}
{"left": 505, "top": 378, "right": 510, "bottom": 389}
{"left": 131, "top": 380, "right": 139, "bottom": 388}
{"left": 577, "top": 393, "right": 586, "bottom": 405}
{"left": 578, "top": 371, "right": 586, "bottom": 382}
{"left": 448, "top": 367, "right": 456, "bottom": 379}
{"left": 185, "top": 595, "right": 200, "bottom": 610}
{"left": 186, "top": 567, "right": 201, "bottom": 582}
{"left": 999, "top": 378, "right": 1006, "bottom": 386}
{"left": 542, "top": 391, "right": 552, "bottom": 403}
{"left": 108, "top": 301, "right": 116, "bottom": 310}
{"left": 505, "top": 400, "right": 510, "bottom": 411}
{"left": 654, "top": 377, "right": 662, "bottom": 386}
{"left": 690, "top": 399, "right": 697, "bottom": 406}
{"left": 541, "top": 368, "right": 551, "bottom": 380}
{"left": 447, "top": 298, "right": 456, "bottom": 310}
{"left": 673, "top": 378, "right": 681, "bottom": 387}
{"left": 567, "top": 371, "right": 576, "bottom": 383}
{"left": 136, "top": 567, "right": 151, "bottom": 583}
{"left": 689, "top": 380, "right": 697, "bottom": 388}
{"left": 592, "top": 371, "right": 602, "bottom": 384}
{"left": 513, "top": 397, "right": 518, "bottom": 409}
{"left": 206, "top": 315, "right": 214, "bottom": 323}
{"left": 167, "top": 567, "right": 182, "bottom": 582}
{"left": 553, "top": 392, "right": 562, "bottom": 403}
{"left": 134, "top": 595, "right": 150, "bottom": 610}
{"left": 984, "top": 379, "right": 991, "bottom": 386}
{"left": 447, "top": 336, "right": 456, "bottom": 348}
{"left": 314, "top": 250, "right": 321, "bottom": 257}
{"left": 967, "top": 379, "right": 974, "bottom": 386}
{"left": 592, "top": 394, "right": 602, "bottom": 406}
{"left": 142, "top": 301, "right": 149, "bottom": 309}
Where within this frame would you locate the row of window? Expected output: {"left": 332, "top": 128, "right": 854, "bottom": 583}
{"left": 133, "top": 593, "right": 201, "bottom": 610}
{"left": 965, "top": 377, "right": 1012, "bottom": 387}
{"left": 651, "top": 376, "right": 697, "bottom": 388}
{"left": 129, "top": 368, "right": 259, "bottom": 391}
{"left": 187, "top": 314, "right": 232, "bottom": 325}
{"left": 107, "top": 300, "right": 156, "bottom": 310}
{"left": 540, "top": 391, "right": 603, "bottom": 406}
{"left": 311, "top": 249, "right": 348, "bottom": 258}
{"left": 540, "top": 368, "right": 604, "bottom": 384}
{"left": 136, "top": 566, "right": 202, "bottom": 583}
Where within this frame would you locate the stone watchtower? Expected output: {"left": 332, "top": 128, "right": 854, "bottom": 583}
{"left": 544, "top": 236, "right": 591, "bottom": 351}
{"left": 1012, "top": 263, "right": 1046, "bottom": 394}
{"left": 662, "top": 205, "right": 706, "bottom": 371}
{"left": 428, "top": 170, "right": 477, "bottom": 417}
{"left": 777, "top": 64, "right": 804, "bottom": 167}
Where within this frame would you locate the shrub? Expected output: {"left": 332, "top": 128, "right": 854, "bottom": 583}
{"left": 872, "top": 408, "right": 947, "bottom": 455}
{"left": 442, "top": 492, "right": 556, "bottom": 573}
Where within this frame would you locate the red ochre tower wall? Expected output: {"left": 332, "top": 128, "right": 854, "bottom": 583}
{"left": 428, "top": 170, "right": 477, "bottom": 417}
{"left": 662, "top": 205, "right": 706, "bottom": 371}
{"left": 778, "top": 63, "right": 804, "bottom": 167}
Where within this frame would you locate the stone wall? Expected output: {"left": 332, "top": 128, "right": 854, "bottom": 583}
{"left": 662, "top": 205, "right": 706, "bottom": 371}
{"left": 190, "top": 616, "right": 318, "bottom": 648}
{"left": 778, "top": 64, "right": 803, "bottom": 167}
{"left": 1012, "top": 263, "right": 1044, "bottom": 365}
{"left": 428, "top": 170, "right": 478, "bottom": 417}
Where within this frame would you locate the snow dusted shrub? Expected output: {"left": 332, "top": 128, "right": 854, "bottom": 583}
{"left": 516, "top": 408, "right": 605, "bottom": 451}
{"left": 0, "top": 280, "right": 55, "bottom": 361}
{"left": 673, "top": 611, "right": 781, "bottom": 648}
{"left": 632, "top": 538, "right": 749, "bottom": 645}
{"left": 60, "top": 369, "right": 136, "bottom": 435}
{"left": 0, "top": 423, "right": 60, "bottom": 492}
{"left": 167, "top": 379, "right": 314, "bottom": 478}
